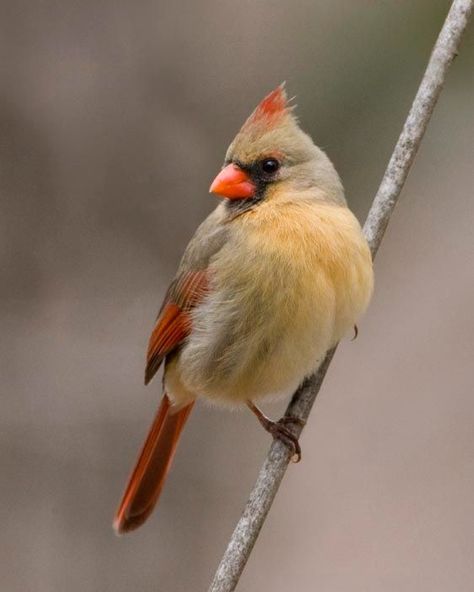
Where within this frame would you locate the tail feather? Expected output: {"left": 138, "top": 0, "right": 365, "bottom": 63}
{"left": 114, "top": 394, "right": 194, "bottom": 534}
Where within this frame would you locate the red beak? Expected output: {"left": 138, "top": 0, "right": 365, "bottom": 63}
{"left": 209, "top": 164, "right": 255, "bottom": 200}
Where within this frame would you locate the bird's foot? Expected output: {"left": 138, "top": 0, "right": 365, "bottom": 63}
{"left": 267, "top": 418, "right": 303, "bottom": 463}
{"left": 247, "top": 401, "right": 305, "bottom": 463}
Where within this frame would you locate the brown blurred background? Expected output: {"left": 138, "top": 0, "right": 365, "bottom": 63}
{"left": 1, "top": 1, "right": 473, "bottom": 590}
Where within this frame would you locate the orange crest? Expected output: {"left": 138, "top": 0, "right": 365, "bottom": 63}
{"left": 243, "top": 83, "right": 291, "bottom": 130}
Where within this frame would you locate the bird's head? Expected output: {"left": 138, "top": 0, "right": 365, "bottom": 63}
{"left": 210, "top": 84, "right": 345, "bottom": 208}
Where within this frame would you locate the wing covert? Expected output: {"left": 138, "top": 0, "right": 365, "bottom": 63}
{"left": 145, "top": 270, "right": 208, "bottom": 385}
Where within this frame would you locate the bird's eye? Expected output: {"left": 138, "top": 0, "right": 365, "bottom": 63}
{"left": 260, "top": 158, "right": 280, "bottom": 175}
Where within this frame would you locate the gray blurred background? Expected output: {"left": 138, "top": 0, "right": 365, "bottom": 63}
{"left": 1, "top": 1, "right": 473, "bottom": 590}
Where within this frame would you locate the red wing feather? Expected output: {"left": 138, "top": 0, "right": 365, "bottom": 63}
{"left": 144, "top": 270, "right": 208, "bottom": 385}
{"left": 114, "top": 273, "right": 207, "bottom": 534}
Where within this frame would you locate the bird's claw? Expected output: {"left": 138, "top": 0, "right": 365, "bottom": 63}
{"left": 351, "top": 324, "right": 359, "bottom": 341}
{"left": 278, "top": 415, "right": 306, "bottom": 428}
{"left": 247, "top": 401, "right": 304, "bottom": 462}
{"left": 270, "top": 418, "right": 303, "bottom": 463}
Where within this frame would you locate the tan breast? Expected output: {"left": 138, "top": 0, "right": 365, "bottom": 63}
{"left": 170, "top": 198, "right": 373, "bottom": 406}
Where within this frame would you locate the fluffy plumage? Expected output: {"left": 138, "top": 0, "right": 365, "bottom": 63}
{"left": 114, "top": 85, "right": 373, "bottom": 533}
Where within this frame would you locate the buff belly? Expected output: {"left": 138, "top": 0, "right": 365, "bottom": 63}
{"left": 165, "top": 201, "right": 373, "bottom": 407}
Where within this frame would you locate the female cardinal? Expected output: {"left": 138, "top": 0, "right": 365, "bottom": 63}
{"left": 114, "top": 84, "right": 373, "bottom": 534}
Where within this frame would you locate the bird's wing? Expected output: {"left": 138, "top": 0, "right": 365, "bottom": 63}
{"left": 144, "top": 269, "right": 208, "bottom": 385}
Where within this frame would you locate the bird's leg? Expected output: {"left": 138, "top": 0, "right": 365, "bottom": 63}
{"left": 246, "top": 401, "right": 305, "bottom": 462}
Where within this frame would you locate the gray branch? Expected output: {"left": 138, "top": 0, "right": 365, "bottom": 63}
{"left": 208, "top": 1, "right": 474, "bottom": 591}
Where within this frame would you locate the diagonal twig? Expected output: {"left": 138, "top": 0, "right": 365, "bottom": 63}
{"left": 208, "top": 1, "right": 474, "bottom": 590}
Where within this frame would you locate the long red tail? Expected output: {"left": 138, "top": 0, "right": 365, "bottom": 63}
{"left": 114, "top": 394, "right": 194, "bottom": 534}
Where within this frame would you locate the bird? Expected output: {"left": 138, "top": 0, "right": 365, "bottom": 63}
{"left": 113, "top": 84, "right": 373, "bottom": 534}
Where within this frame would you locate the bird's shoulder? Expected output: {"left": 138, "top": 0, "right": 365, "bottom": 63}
{"left": 178, "top": 204, "right": 230, "bottom": 273}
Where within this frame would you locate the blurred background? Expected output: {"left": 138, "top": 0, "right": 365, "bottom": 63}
{"left": 1, "top": 0, "right": 473, "bottom": 590}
